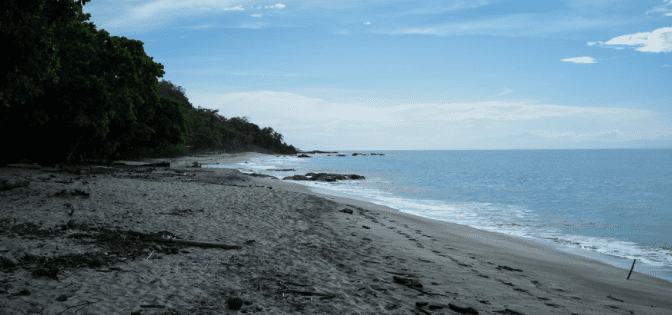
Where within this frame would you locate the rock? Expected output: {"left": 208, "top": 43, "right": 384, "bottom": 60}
{"left": 244, "top": 173, "right": 275, "bottom": 179}
{"left": 297, "top": 154, "right": 311, "bottom": 158}
{"left": 55, "top": 294, "right": 68, "bottom": 302}
{"left": 0, "top": 256, "right": 18, "bottom": 268}
{"left": 0, "top": 178, "right": 30, "bottom": 191}
{"left": 352, "top": 153, "right": 367, "bottom": 156}
{"left": 267, "top": 169, "right": 296, "bottom": 171}
{"left": 416, "top": 301, "right": 429, "bottom": 308}
{"left": 191, "top": 161, "right": 201, "bottom": 167}
{"left": 370, "top": 153, "right": 385, "bottom": 156}
{"left": 227, "top": 297, "right": 244, "bottom": 310}
{"left": 340, "top": 208, "right": 353, "bottom": 214}
{"left": 448, "top": 303, "right": 479, "bottom": 314}
{"left": 302, "top": 150, "right": 338, "bottom": 154}
{"left": 337, "top": 154, "right": 346, "bottom": 157}
{"left": 283, "top": 175, "right": 309, "bottom": 180}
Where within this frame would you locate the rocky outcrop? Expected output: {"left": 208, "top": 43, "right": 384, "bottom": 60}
{"left": 336, "top": 154, "right": 346, "bottom": 157}
{"left": 297, "top": 154, "right": 311, "bottom": 158}
{"left": 267, "top": 169, "right": 296, "bottom": 171}
{"left": 283, "top": 173, "right": 365, "bottom": 182}
{"left": 302, "top": 150, "right": 338, "bottom": 154}
{"left": 352, "top": 153, "right": 367, "bottom": 156}
{"left": 283, "top": 175, "right": 309, "bottom": 180}
{"left": 244, "top": 173, "right": 276, "bottom": 179}
{"left": 370, "top": 153, "right": 385, "bottom": 156}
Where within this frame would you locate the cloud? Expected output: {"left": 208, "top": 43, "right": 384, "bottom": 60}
{"left": 561, "top": 56, "right": 596, "bottom": 64}
{"left": 645, "top": 0, "right": 672, "bottom": 16}
{"left": 364, "top": 21, "right": 371, "bottom": 25}
{"left": 265, "top": 3, "right": 286, "bottom": 9}
{"left": 374, "top": 13, "right": 618, "bottom": 37}
{"left": 602, "top": 27, "right": 672, "bottom": 53}
{"left": 498, "top": 88, "right": 513, "bottom": 96}
{"left": 187, "top": 91, "right": 671, "bottom": 149}
{"left": 587, "top": 42, "right": 597, "bottom": 46}
{"left": 251, "top": 14, "right": 262, "bottom": 17}
{"left": 224, "top": 6, "right": 245, "bottom": 11}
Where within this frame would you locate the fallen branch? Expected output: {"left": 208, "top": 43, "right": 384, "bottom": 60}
{"left": 127, "top": 231, "right": 242, "bottom": 249}
{"left": 149, "top": 237, "right": 242, "bottom": 249}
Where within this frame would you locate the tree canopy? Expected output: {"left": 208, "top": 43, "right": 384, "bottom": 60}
{"left": 0, "top": 0, "right": 297, "bottom": 166}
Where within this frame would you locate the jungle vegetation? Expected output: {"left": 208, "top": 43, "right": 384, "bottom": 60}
{"left": 0, "top": 0, "right": 298, "bottom": 166}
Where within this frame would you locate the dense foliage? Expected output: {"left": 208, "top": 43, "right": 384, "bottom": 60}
{"left": 0, "top": 0, "right": 297, "bottom": 166}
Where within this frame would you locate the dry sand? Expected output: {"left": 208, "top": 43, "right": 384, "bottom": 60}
{"left": 1, "top": 152, "right": 671, "bottom": 315}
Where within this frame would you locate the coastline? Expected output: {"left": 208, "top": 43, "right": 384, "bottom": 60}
{"left": 1, "top": 151, "right": 671, "bottom": 314}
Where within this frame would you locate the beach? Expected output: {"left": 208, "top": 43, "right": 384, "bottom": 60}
{"left": 1, "top": 152, "right": 671, "bottom": 315}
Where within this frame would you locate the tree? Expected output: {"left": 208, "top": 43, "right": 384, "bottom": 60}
{"left": 0, "top": 0, "right": 91, "bottom": 108}
{"left": 0, "top": 0, "right": 188, "bottom": 165}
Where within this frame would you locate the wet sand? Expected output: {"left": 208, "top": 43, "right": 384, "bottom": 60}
{"left": 1, "top": 152, "right": 671, "bottom": 314}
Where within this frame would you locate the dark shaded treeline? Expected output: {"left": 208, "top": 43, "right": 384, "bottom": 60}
{"left": 0, "top": 0, "right": 298, "bottom": 167}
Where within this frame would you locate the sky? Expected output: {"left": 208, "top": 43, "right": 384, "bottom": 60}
{"left": 79, "top": 0, "right": 672, "bottom": 150}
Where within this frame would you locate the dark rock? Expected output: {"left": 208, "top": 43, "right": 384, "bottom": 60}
{"left": 362, "top": 225, "right": 370, "bottom": 229}
{"left": 297, "top": 154, "right": 311, "bottom": 158}
{"left": 191, "top": 161, "right": 201, "bottom": 167}
{"left": 448, "top": 303, "right": 479, "bottom": 314}
{"left": 392, "top": 276, "right": 423, "bottom": 289}
{"left": 340, "top": 208, "right": 353, "bottom": 214}
{"left": 267, "top": 169, "right": 296, "bottom": 171}
{"left": 244, "top": 173, "right": 275, "bottom": 179}
{"left": 337, "top": 154, "right": 346, "bottom": 157}
{"left": 227, "top": 297, "right": 244, "bottom": 310}
{"left": 283, "top": 175, "right": 309, "bottom": 180}
{"left": 55, "top": 294, "right": 68, "bottom": 302}
{"left": 416, "top": 301, "right": 429, "bottom": 308}
{"left": 370, "top": 153, "right": 385, "bottom": 156}
{"left": 302, "top": 150, "right": 338, "bottom": 154}
{"left": 0, "top": 256, "right": 18, "bottom": 268}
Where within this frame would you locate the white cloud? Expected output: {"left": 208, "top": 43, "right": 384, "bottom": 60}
{"left": 603, "top": 27, "right": 672, "bottom": 53}
{"left": 224, "top": 6, "right": 245, "bottom": 11}
{"left": 364, "top": 21, "right": 371, "bottom": 25}
{"left": 265, "top": 3, "right": 285, "bottom": 9}
{"left": 187, "top": 91, "right": 671, "bottom": 150}
{"left": 376, "top": 14, "right": 618, "bottom": 37}
{"left": 561, "top": 56, "right": 596, "bottom": 64}
{"left": 251, "top": 13, "right": 262, "bottom": 17}
{"left": 645, "top": 0, "right": 672, "bottom": 16}
{"left": 587, "top": 42, "right": 597, "bottom": 46}
{"left": 498, "top": 88, "right": 512, "bottom": 96}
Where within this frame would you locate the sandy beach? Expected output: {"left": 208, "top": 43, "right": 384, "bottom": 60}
{"left": 1, "top": 152, "right": 671, "bottom": 315}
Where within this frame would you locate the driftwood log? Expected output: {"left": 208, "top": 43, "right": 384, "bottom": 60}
{"left": 127, "top": 231, "right": 242, "bottom": 249}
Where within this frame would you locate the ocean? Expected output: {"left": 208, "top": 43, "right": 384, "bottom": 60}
{"left": 203, "top": 149, "right": 672, "bottom": 284}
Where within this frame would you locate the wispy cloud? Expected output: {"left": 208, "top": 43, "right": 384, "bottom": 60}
{"left": 377, "top": 14, "right": 616, "bottom": 37}
{"left": 265, "top": 3, "right": 286, "bottom": 9}
{"left": 188, "top": 91, "right": 671, "bottom": 149}
{"left": 645, "top": 0, "right": 672, "bottom": 16}
{"left": 499, "top": 88, "right": 513, "bottom": 96}
{"left": 602, "top": 27, "right": 672, "bottom": 53}
{"left": 364, "top": 21, "right": 371, "bottom": 25}
{"left": 251, "top": 13, "right": 262, "bottom": 17}
{"left": 561, "top": 57, "right": 596, "bottom": 64}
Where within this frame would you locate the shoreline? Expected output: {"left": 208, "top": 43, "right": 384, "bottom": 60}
{"left": 1, "top": 152, "right": 671, "bottom": 314}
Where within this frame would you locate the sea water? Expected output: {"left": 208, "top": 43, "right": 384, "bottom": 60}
{"left": 203, "top": 149, "right": 672, "bottom": 284}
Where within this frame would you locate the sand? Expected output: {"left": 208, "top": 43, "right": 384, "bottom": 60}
{"left": 1, "top": 152, "right": 671, "bottom": 315}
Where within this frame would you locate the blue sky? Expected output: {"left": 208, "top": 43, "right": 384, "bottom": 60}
{"left": 80, "top": 0, "right": 672, "bottom": 150}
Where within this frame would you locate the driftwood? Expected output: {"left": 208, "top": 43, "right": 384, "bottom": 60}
{"left": 149, "top": 237, "right": 242, "bottom": 249}
{"left": 126, "top": 231, "right": 242, "bottom": 249}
